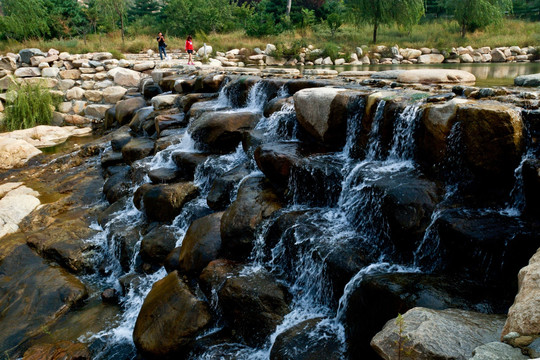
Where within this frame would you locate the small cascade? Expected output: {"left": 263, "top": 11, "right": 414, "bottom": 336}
{"left": 503, "top": 149, "right": 535, "bottom": 216}
{"left": 342, "top": 97, "right": 366, "bottom": 159}
{"left": 364, "top": 100, "right": 386, "bottom": 161}
{"left": 255, "top": 102, "right": 297, "bottom": 141}
{"left": 386, "top": 104, "right": 422, "bottom": 166}
{"left": 244, "top": 81, "right": 269, "bottom": 113}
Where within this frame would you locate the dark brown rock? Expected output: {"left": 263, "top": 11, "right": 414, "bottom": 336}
{"left": 115, "top": 97, "right": 147, "bottom": 126}
{"left": 121, "top": 138, "right": 155, "bottom": 164}
{"left": 23, "top": 341, "right": 91, "bottom": 360}
{"left": 133, "top": 271, "right": 212, "bottom": 358}
{"left": 140, "top": 225, "right": 178, "bottom": 265}
{"left": 207, "top": 162, "right": 251, "bottom": 210}
{"left": 142, "top": 182, "right": 200, "bottom": 222}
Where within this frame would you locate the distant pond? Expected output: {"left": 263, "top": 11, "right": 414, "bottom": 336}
{"left": 310, "top": 62, "right": 540, "bottom": 88}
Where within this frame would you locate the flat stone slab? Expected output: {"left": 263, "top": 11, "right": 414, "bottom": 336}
{"left": 371, "top": 70, "right": 406, "bottom": 79}
{"left": 397, "top": 69, "right": 476, "bottom": 84}
{"left": 339, "top": 71, "right": 376, "bottom": 77}
{"left": 261, "top": 68, "right": 300, "bottom": 75}
{"left": 514, "top": 73, "right": 540, "bottom": 87}
{"left": 303, "top": 69, "right": 338, "bottom": 76}
{"left": 0, "top": 125, "right": 92, "bottom": 148}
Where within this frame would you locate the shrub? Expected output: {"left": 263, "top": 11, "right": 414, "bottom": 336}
{"left": 322, "top": 42, "right": 340, "bottom": 60}
{"left": 125, "top": 40, "right": 146, "bottom": 53}
{"left": 3, "top": 83, "right": 61, "bottom": 131}
{"left": 109, "top": 49, "right": 125, "bottom": 60}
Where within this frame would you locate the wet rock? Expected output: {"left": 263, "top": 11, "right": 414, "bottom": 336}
{"left": 148, "top": 167, "right": 182, "bottom": 184}
{"left": 293, "top": 87, "right": 350, "bottom": 149}
{"left": 101, "top": 288, "right": 119, "bottom": 304}
{"left": 0, "top": 244, "right": 88, "bottom": 357}
{"left": 121, "top": 137, "right": 154, "bottom": 164}
{"left": 129, "top": 106, "right": 154, "bottom": 135}
{"left": 151, "top": 94, "right": 180, "bottom": 110}
{"left": 101, "top": 150, "right": 124, "bottom": 168}
{"left": 102, "top": 165, "right": 131, "bottom": 203}
{"left": 218, "top": 268, "right": 291, "bottom": 346}
{"left": 115, "top": 97, "right": 147, "bottom": 126}
{"left": 270, "top": 318, "right": 344, "bottom": 360}
{"left": 179, "top": 93, "right": 219, "bottom": 113}
{"left": 143, "top": 84, "right": 163, "bottom": 100}
{"left": 456, "top": 103, "right": 524, "bottom": 193}
{"left": 421, "top": 208, "right": 539, "bottom": 286}
{"left": 172, "top": 152, "right": 209, "bottom": 180}
{"left": 104, "top": 106, "right": 117, "bottom": 129}
{"left": 143, "top": 182, "right": 200, "bottom": 222}
{"left": 22, "top": 341, "right": 91, "bottom": 360}
{"left": 220, "top": 175, "right": 283, "bottom": 259}
{"left": 263, "top": 96, "right": 293, "bottom": 118}
{"left": 515, "top": 73, "right": 540, "bottom": 87}
{"left": 155, "top": 113, "right": 187, "bottom": 137}
{"left": 522, "top": 159, "right": 540, "bottom": 216}
{"left": 0, "top": 183, "right": 41, "bottom": 238}
{"left": 371, "top": 308, "right": 506, "bottom": 360}
{"left": 198, "top": 259, "right": 242, "bottom": 298}
{"left": 470, "top": 342, "right": 528, "bottom": 360}
{"left": 207, "top": 162, "right": 251, "bottom": 210}
{"left": 189, "top": 111, "right": 261, "bottom": 153}
{"left": 345, "top": 168, "right": 441, "bottom": 253}
{"left": 133, "top": 183, "right": 155, "bottom": 210}
{"left": 344, "top": 272, "right": 511, "bottom": 359}
{"left": 173, "top": 212, "right": 224, "bottom": 276}
{"left": 140, "top": 225, "right": 178, "bottom": 265}
{"left": 502, "top": 247, "right": 540, "bottom": 338}
{"left": 26, "top": 217, "right": 98, "bottom": 274}
{"left": 133, "top": 271, "right": 212, "bottom": 358}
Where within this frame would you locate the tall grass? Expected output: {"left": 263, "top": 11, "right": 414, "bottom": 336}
{"left": 0, "top": 19, "right": 538, "bottom": 58}
{"left": 3, "top": 83, "right": 61, "bottom": 131}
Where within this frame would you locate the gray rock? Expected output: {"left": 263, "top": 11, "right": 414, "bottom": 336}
{"left": 19, "top": 48, "right": 46, "bottom": 64}
{"left": 371, "top": 307, "right": 506, "bottom": 360}
{"left": 469, "top": 342, "right": 528, "bottom": 360}
{"left": 515, "top": 73, "right": 540, "bottom": 87}
{"left": 371, "top": 70, "right": 406, "bottom": 79}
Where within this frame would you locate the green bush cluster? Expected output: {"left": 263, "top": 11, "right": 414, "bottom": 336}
{"left": 3, "top": 83, "right": 61, "bottom": 131}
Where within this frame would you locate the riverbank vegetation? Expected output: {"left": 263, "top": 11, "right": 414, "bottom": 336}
{"left": 0, "top": 0, "right": 539, "bottom": 54}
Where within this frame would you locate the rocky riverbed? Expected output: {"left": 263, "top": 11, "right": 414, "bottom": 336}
{"left": 0, "top": 61, "right": 540, "bottom": 360}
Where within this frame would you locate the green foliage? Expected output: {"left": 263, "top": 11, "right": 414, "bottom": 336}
{"left": 44, "top": 0, "right": 89, "bottom": 38}
{"left": 128, "top": 0, "right": 160, "bottom": 22}
{"left": 322, "top": 42, "right": 339, "bottom": 59}
{"left": 3, "top": 83, "right": 61, "bottom": 131}
{"left": 394, "top": 313, "right": 414, "bottom": 360}
{"left": 0, "top": 0, "right": 50, "bottom": 40}
{"left": 245, "top": 1, "right": 282, "bottom": 36}
{"left": 442, "top": 0, "right": 513, "bottom": 37}
{"left": 345, "top": 0, "right": 425, "bottom": 42}
{"left": 327, "top": 13, "right": 342, "bottom": 37}
{"left": 163, "top": 0, "right": 246, "bottom": 36}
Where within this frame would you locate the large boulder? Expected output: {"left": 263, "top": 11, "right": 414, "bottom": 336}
{"left": 515, "top": 73, "right": 540, "bottom": 87}
{"left": 371, "top": 308, "right": 506, "bottom": 360}
{"left": 108, "top": 67, "right": 142, "bottom": 87}
{"left": 121, "top": 137, "right": 154, "bottom": 164}
{"left": 133, "top": 271, "right": 212, "bottom": 358}
{"left": 293, "top": 87, "right": 352, "bottom": 148}
{"left": 419, "top": 208, "right": 538, "bottom": 286}
{"left": 115, "top": 97, "right": 147, "bottom": 125}
{"left": 470, "top": 342, "right": 529, "bottom": 360}
{"left": 0, "top": 56, "right": 17, "bottom": 71}
{"left": 218, "top": 268, "right": 291, "bottom": 346}
{"left": 270, "top": 318, "right": 344, "bottom": 360}
{"left": 179, "top": 93, "right": 219, "bottom": 113}
{"left": 207, "top": 163, "right": 251, "bottom": 210}
{"left": 142, "top": 182, "right": 199, "bottom": 222}
{"left": 188, "top": 111, "right": 261, "bottom": 153}
{"left": 220, "top": 175, "right": 283, "bottom": 259}
{"left": 502, "top": 247, "right": 540, "bottom": 338}
{"left": 174, "top": 212, "right": 224, "bottom": 276}
{"left": 0, "top": 244, "right": 88, "bottom": 357}
{"left": 14, "top": 67, "right": 41, "bottom": 78}
{"left": 397, "top": 69, "right": 476, "bottom": 84}
{"left": 140, "top": 225, "right": 178, "bottom": 266}
{"left": 151, "top": 94, "right": 181, "bottom": 110}
{"left": 455, "top": 103, "right": 524, "bottom": 193}
{"left": 0, "top": 138, "right": 42, "bottom": 170}
{"left": 19, "top": 48, "right": 46, "bottom": 64}
{"left": 417, "top": 54, "right": 445, "bottom": 64}
{"left": 103, "top": 86, "right": 127, "bottom": 104}
{"left": 343, "top": 272, "right": 510, "bottom": 359}
{"left": 0, "top": 183, "right": 40, "bottom": 238}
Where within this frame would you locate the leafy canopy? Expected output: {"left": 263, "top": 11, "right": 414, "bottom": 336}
{"left": 442, "top": 0, "right": 513, "bottom": 37}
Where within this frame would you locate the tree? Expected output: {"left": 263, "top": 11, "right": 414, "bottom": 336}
{"left": 345, "top": 0, "right": 424, "bottom": 43}
{"left": 128, "top": 0, "right": 160, "bottom": 22}
{"left": 327, "top": 12, "right": 342, "bottom": 37}
{"left": 0, "top": 0, "right": 50, "bottom": 40}
{"left": 43, "top": 0, "right": 88, "bottom": 38}
{"left": 97, "top": 0, "right": 129, "bottom": 43}
{"left": 443, "top": 0, "right": 513, "bottom": 37}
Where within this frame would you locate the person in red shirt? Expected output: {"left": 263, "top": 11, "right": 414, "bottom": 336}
{"left": 185, "top": 35, "right": 194, "bottom": 65}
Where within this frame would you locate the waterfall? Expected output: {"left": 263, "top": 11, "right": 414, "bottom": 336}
{"left": 364, "top": 100, "right": 386, "bottom": 161}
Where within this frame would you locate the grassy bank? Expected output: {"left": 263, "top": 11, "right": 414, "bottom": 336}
{"left": 0, "top": 19, "right": 538, "bottom": 58}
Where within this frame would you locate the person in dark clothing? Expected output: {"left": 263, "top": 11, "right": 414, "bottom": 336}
{"left": 157, "top": 32, "right": 167, "bottom": 60}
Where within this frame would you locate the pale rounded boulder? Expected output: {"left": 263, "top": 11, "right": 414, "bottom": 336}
{"left": 0, "top": 125, "right": 92, "bottom": 148}
{"left": 397, "top": 69, "right": 476, "bottom": 84}
{"left": 108, "top": 67, "right": 142, "bottom": 87}
{"left": 502, "top": 248, "right": 540, "bottom": 338}
{"left": 103, "top": 86, "right": 127, "bottom": 103}
{"left": 0, "top": 137, "right": 41, "bottom": 169}
{"left": 0, "top": 183, "right": 40, "bottom": 238}
{"left": 417, "top": 54, "right": 445, "bottom": 64}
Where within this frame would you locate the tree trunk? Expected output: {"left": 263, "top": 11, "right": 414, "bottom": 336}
{"left": 120, "top": 14, "right": 125, "bottom": 44}
{"left": 373, "top": 22, "right": 378, "bottom": 43}
{"left": 461, "top": 22, "right": 466, "bottom": 38}
{"left": 286, "top": 0, "right": 292, "bottom": 17}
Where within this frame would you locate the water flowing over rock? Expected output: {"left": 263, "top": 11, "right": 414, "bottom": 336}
{"left": 371, "top": 307, "right": 506, "bottom": 360}
{"left": 133, "top": 271, "right": 212, "bottom": 358}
